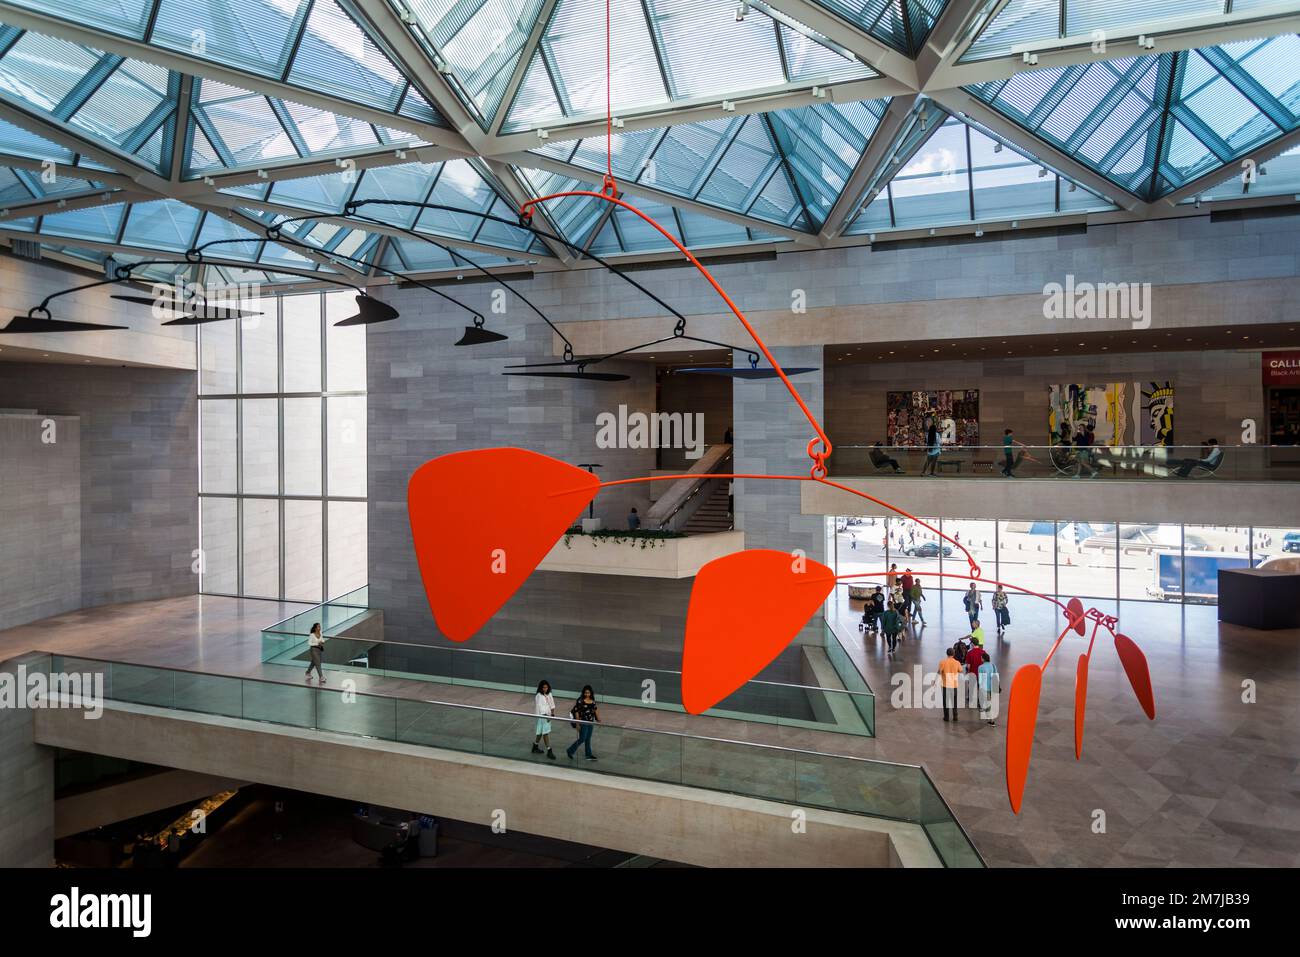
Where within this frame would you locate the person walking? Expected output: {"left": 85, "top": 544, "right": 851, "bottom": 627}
{"left": 566, "top": 685, "right": 600, "bottom": 761}
{"left": 1001, "top": 428, "right": 1028, "bottom": 477}
{"left": 304, "top": 622, "right": 326, "bottom": 684}
{"left": 922, "top": 418, "right": 941, "bottom": 476}
{"left": 886, "top": 563, "right": 898, "bottom": 592}
{"left": 963, "top": 583, "right": 982, "bottom": 628}
{"left": 910, "top": 576, "right": 927, "bottom": 625}
{"left": 881, "top": 603, "right": 902, "bottom": 657}
{"left": 900, "top": 568, "right": 914, "bottom": 619}
{"left": 992, "top": 585, "right": 1011, "bottom": 637}
{"left": 964, "top": 640, "right": 986, "bottom": 708}
{"left": 939, "top": 648, "right": 962, "bottom": 722}
{"left": 890, "top": 581, "right": 908, "bottom": 629}
{"left": 865, "top": 585, "right": 885, "bottom": 632}
{"left": 532, "top": 680, "right": 558, "bottom": 759}
{"left": 977, "top": 655, "right": 1000, "bottom": 725}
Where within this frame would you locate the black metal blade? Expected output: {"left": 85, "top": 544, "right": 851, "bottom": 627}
{"left": 3, "top": 315, "right": 128, "bottom": 333}
{"left": 455, "top": 325, "right": 509, "bottom": 346}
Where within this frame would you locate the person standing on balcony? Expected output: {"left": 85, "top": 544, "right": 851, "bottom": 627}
{"left": 627, "top": 507, "right": 641, "bottom": 530}
{"left": 922, "top": 418, "right": 941, "bottom": 476}
{"left": 567, "top": 685, "right": 600, "bottom": 761}
{"left": 305, "top": 622, "right": 326, "bottom": 685}
{"left": 532, "top": 680, "right": 557, "bottom": 760}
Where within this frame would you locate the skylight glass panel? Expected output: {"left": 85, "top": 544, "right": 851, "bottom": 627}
{"left": 642, "top": 118, "right": 737, "bottom": 194}
{"left": 121, "top": 199, "right": 202, "bottom": 250}
{"left": 777, "top": 24, "right": 877, "bottom": 84}
{"left": 542, "top": 0, "right": 667, "bottom": 118}
{"left": 152, "top": 0, "right": 306, "bottom": 76}
{"left": 38, "top": 201, "right": 125, "bottom": 241}
{"left": 384, "top": 235, "right": 456, "bottom": 271}
{"left": 804, "top": 0, "right": 938, "bottom": 55}
{"left": 268, "top": 171, "right": 355, "bottom": 213}
{"left": 676, "top": 207, "right": 749, "bottom": 247}
{"left": 349, "top": 163, "right": 439, "bottom": 225}
{"left": 0, "top": 116, "right": 74, "bottom": 162}
{"left": 649, "top": 0, "right": 787, "bottom": 99}
{"left": 1220, "top": 35, "right": 1300, "bottom": 114}
{"left": 970, "top": 127, "right": 1056, "bottom": 219}
{"left": 68, "top": 60, "right": 171, "bottom": 151}
{"left": 519, "top": 166, "right": 607, "bottom": 245}
{"left": 5, "top": 0, "right": 155, "bottom": 39}
{"left": 0, "top": 167, "right": 32, "bottom": 204}
{"left": 961, "top": 0, "right": 1059, "bottom": 62}
{"left": 287, "top": 0, "right": 405, "bottom": 111}
{"left": 608, "top": 196, "right": 681, "bottom": 252}
{"left": 889, "top": 118, "right": 970, "bottom": 227}
{"left": 282, "top": 101, "right": 380, "bottom": 154}
{"left": 698, "top": 116, "right": 782, "bottom": 212}
{"left": 1195, "top": 142, "right": 1300, "bottom": 200}
{"left": 0, "top": 32, "right": 100, "bottom": 113}
{"left": 194, "top": 211, "right": 264, "bottom": 260}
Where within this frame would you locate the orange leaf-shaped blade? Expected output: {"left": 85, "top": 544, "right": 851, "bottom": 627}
{"left": 407, "top": 448, "right": 599, "bottom": 642}
{"left": 682, "top": 549, "right": 836, "bottom": 714}
{"left": 1064, "top": 597, "right": 1086, "bottom": 635}
{"left": 1005, "top": 663, "right": 1044, "bottom": 815}
{"left": 1114, "top": 632, "right": 1156, "bottom": 720}
{"left": 1074, "top": 652, "right": 1089, "bottom": 760}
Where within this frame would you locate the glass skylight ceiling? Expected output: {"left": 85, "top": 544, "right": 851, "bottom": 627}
{"left": 186, "top": 78, "right": 425, "bottom": 177}
{"left": 1185, "top": 140, "right": 1300, "bottom": 201}
{"left": 0, "top": 25, "right": 178, "bottom": 171}
{"left": 530, "top": 99, "right": 889, "bottom": 230}
{"left": 501, "top": 0, "right": 879, "bottom": 133}
{"left": 966, "top": 36, "right": 1300, "bottom": 199}
{"left": 806, "top": 0, "right": 949, "bottom": 56}
{"left": 846, "top": 114, "right": 1115, "bottom": 233}
{"left": 3, "top": 0, "right": 444, "bottom": 123}
{"left": 221, "top": 158, "right": 549, "bottom": 254}
{"left": 960, "top": 1, "right": 1295, "bottom": 62}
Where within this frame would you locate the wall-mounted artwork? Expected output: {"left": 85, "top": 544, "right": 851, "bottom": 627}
{"left": 1047, "top": 382, "right": 1174, "bottom": 446}
{"left": 886, "top": 390, "right": 980, "bottom": 447}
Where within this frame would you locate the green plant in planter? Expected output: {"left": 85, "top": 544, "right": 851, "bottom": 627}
{"left": 562, "top": 527, "right": 686, "bottom": 549}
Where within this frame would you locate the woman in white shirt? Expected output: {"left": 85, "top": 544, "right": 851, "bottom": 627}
{"left": 304, "top": 622, "right": 325, "bottom": 684}
{"left": 532, "top": 680, "right": 557, "bottom": 760}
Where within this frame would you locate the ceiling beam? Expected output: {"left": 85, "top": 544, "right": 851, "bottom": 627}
{"left": 0, "top": 2, "right": 472, "bottom": 154}
{"left": 478, "top": 158, "right": 577, "bottom": 265}
{"left": 757, "top": 0, "right": 920, "bottom": 89}
{"left": 169, "top": 74, "right": 193, "bottom": 183}
{"left": 820, "top": 93, "right": 919, "bottom": 240}
{"left": 169, "top": 143, "right": 467, "bottom": 196}
{"left": 0, "top": 101, "right": 173, "bottom": 193}
{"left": 483, "top": 75, "right": 909, "bottom": 155}
{"left": 191, "top": 204, "right": 372, "bottom": 282}
{"left": 923, "top": 7, "right": 1300, "bottom": 92}
{"left": 0, "top": 188, "right": 150, "bottom": 221}
{"left": 914, "top": 0, "right": 997, "bottom": 90}
{"left": 929, "top": 88, "right": 1152, "bottom": 214}
{"left": 505, "top": 151, "right": 820, "bottom": 246}
{"left": 0, "top": 154, "right": 138, "bottom": 190}
{"left": 346, "top": 0, "right": 488, "bottom": 149}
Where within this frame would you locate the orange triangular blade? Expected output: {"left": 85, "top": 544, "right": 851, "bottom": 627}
{"left": 1064, "top": 597, "right": 1086, "bottom": 635}
{"left": 1114, "top": 633, "right": 1156, "bottom": 719}
{"left": 1073, "top": 652, "right": 1089, "bottom": 760}
{"left": 682, "top": 549, "right": 835, "bottom": 714}
{"left": 407, "top": 448, "right": 599, "bottom": 642}
{"left": 1005, "top": 663, "right": 1043, "bottom": 815}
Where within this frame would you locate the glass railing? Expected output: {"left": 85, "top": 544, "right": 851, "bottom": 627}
{"left": 822, "top": 618, "right": 876, "bottom": 736}
{"left": 260, "top": 585, "right": 370, "bottom": 660}
{"left": 42, "top": 653, "right": 981, "bottom": 867}
{"left": 260, "top": 630, "right": 876, "bottom": 737}
{"left": 827, "top": 444, "right": 1300, "bottom": 482}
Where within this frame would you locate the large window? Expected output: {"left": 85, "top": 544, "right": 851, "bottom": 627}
{"left": 198, "top": 290, "right": 367, "bottom": 602}
{"left": 826, "top": 516, "right": 1285, "bottom": 606}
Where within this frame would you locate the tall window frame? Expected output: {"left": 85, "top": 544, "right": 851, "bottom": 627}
{"left": 197, "top": 289, "right": 367, "bottom": 602}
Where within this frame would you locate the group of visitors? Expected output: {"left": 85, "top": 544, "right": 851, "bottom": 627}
{"left": 938, "top": 626, "right": 1000, "bottom": 726}
{"left": 532, "top": 680, "right": 601, "bottom": 761}
{"left": 860, "top": 563, "right": 928, "bottom": 655}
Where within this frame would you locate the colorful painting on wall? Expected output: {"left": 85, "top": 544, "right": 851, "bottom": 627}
{"left": 886, "top": 390, "right": 980, "bottom": 447}
{"left": 1048, "top": 382, "right": 1174, "bottom": 446}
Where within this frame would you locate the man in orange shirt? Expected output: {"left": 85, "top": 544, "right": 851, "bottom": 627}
{"left": 939, "top": 647, "right": 962, "bottom": 722}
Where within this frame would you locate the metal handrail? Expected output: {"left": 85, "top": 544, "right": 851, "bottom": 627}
{"left": 654, "top": 449, "right": 734, "bottom": 531}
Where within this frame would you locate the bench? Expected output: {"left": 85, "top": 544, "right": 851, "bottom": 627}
{"left": 937, "top": 459, "right": 962, "bottom": 473}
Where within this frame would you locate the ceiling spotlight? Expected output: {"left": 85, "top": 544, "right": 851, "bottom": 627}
{"left": 735, "top": 1, "right": 748, "bottom": 21}
{"left": 1011, "top": 220, "right": 1019, "bottom": 228}
{"left": 869, "top": 233, "right": 876, "bottom": 242}
{"left": 1194, "top": 195, "right": 1201, "bottom": 209}
{"left": 1137, "top": 35, "right": 1155, "bottom": 50}
{"left": 1068, "top": 182, "right": 1077, "bottom": 192}
{"left": 1259, "top": 165, "right": 1268, "bottom": 176}
{"left": 1022, "top": 51, "right": 1039, "bottom": 65}
{"left": 1037, "top": 167, "right": 1047, "bottom": 178}
{"left": 974, "top": 227, "right": 983, "bottom": 237}
{"left": 993, "top": 142, "right": 1003, "bottom": 154}
{"left": 919, "top": 111, "right": 928, "bottom": 131}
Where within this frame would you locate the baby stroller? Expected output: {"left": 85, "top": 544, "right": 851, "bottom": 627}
{"left": 859, "top": 605, "right": 879, "bottom": 632}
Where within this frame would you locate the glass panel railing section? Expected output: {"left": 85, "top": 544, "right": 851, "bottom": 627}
{"left": 260, "top": 585, "right": 372, "bottom": 661}
{"left": 55, "top": 654, "right": 982, "bottom": 867}
{"left": 262, "top": 633, "right": 875, "bottom": 737}
{"left": 827, "top": 444, "right": 1300, "bottom": 482}
{"left": 822, "top": 619, "right": 876, "bottom": 735}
